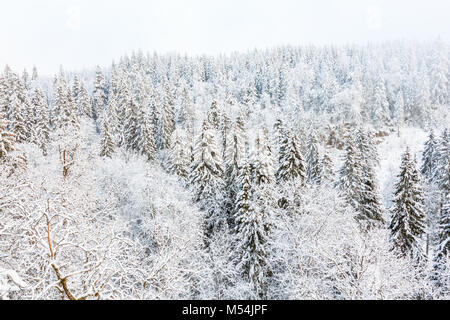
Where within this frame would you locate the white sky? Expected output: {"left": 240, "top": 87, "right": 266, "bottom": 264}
{"left": 0, "top": 0, "right": 449, "bottom": 75}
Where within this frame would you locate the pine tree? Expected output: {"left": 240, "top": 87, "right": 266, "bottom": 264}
{"left": 161, "top": 82, "right": 176, "bottom": 149}
{"left": 168, "top": 128, "right": 189, "bottom": 177}
{"left": 78, "top": 82, "right": 92, "bottom": 118}
{"left": 320, "top": 149, "right": 334, "bottom": 185}
{"left": 189, "top": 120, "right": 225, "bottom": 242}
{"left": 52, "top": 78, "right": 67, "bottom": 127}
{"left": 10, "top": 92, "right": 27, "bottom": 143}
{"left": 432, "top": 192, "right": 449, "bottom": 290}
{"left": 306, "top": 132, "right": 321, "bottom": 184}
{"left": 93, "top": 66, "right": 107, "bottom": 120}
{"left": 72, "top": 75, "right": 80, "bottom": 103}
{"left": 389, "top": 148, "right": 426, "bottom": 260}
{"left": 124, "top": 97, "right": 140, "bottom": 151}
{"left": 357, "top": 164, "right": 386, "bottom": 227}
{"left": 276, "top": 131, "right": 306, "bottom": 184}
{"left": 337, "top": 137, "right": 364, "bottom": 209}
{"left": 100, "top": 114, "right": 115, "bottom": 158}
{"left": 252, "top": 129, "right": 275, "bottom": 186}
{"left": 207, "top": 100, "right": 220, "bottom": 130}
{"left": 0, "top": 114, "right": 16, "bottom": 160}
{"left": 32, "top": 86, "right": 50, "bottom": 155}
{"left": 224, "top": 122, "right": 246, "bottom": 227}
{"left": 234, "top": 156, "right": 269, "bottom": 298}
{"left": 421, "top": 131, "right": 439, "bottom": 181}
{"left": 434, "top": 130, "right": 450, "bottom": 195}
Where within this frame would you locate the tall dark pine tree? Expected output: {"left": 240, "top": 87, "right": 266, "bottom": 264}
{"left": 389, "top": 148, "right": 426, "bottom": 260}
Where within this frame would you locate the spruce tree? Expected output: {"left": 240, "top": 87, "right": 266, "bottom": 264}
{"left": 161, "top": 82, "right": 176, "bottom": 149}
{"left": 252, "top": 129, "right": 275, "bottom": 186}
{"left": 306, "top": 132, "right": 321, "bottom": 184}
{"left": 389, "top": 148, "right": 426, "bottom": 259}
{"left": 0, "top": 114, "right": 16, "bottom": 160}
{"left": 234, "top": 156, "right": 269, "bottom": 298}
{"left": 100, "top": 114, "right": 115, "bottom": 158}
{"left": 276, "top": 131, "right": 306, "bottom": 184}
{"left": 421, "top": 131, "right": 439, "bottom": 181}
{"left": 168, "top": 127, "right": 189, "bottom": 178}
{"left": 337, "top": 137, "right": 364, "bottom": 209}
{"left": 434, "top": 130, "right": 450, "bottom": 195}
{"left": 189, "top": 120, "right": 225, "bottom": 242}
{"left": 224, "top": 122, "right": 246, "bottom": 227}
{"left": 138, "top": 111, "right": 157, "bottom": 162}
{"left": 32, "top": 86, "right": 50, "bottom": 155}
{"left": 78, "top": 82, "right": 92, "bottom": 118}
{"left": 432, "top": 192, "right": 449, "bottom": 289}
{"left": 10, "top": 92, "right": 27, "bottom": 143}
{"left": 124, "top": 97, "right": 140, "bottom": 151}
{"left": 93, "top": 66, "right": 107, "bottom": 120}
{"left": 207, "top": 100, "right": 220, "bottom": 130}
{"left": 320, "top": 150, "right": 334, "bottom": 185}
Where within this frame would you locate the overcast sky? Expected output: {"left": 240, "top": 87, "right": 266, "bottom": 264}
{"left": 1, "top": 0, "right": 449, "bottom": 75}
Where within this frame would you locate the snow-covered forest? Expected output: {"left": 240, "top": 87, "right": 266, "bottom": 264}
{"left": 0, "top": 40, "right": 449, "bottom": 300}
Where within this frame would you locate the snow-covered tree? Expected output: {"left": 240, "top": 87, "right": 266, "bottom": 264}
{"left": 276, "top": 131, "right": 306, "bottom": 185}
{"left": 168, "top": 127, "right": 190, "bottom": 178}
{"left": 234, "top": 157, "right": 270, "bottom": 298}
{"left": 421, "top": 131, "right": 439, "bottom": 181}
{"left": 305, "top": 132, "right": 321, "bottom": 184}
{"left": 189, "top": 120, "right": 225, "bottom": 243}
{"left": 389, "top": 148, "right": 426, "bottom": 260}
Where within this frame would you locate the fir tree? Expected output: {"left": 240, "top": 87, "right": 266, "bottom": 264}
{"left": 305, "top": 132, "right": 321, "bottom": 184}
{"left": 168, "top": 128, "right": 189, "bottom": 177}
{"left": 161, "top": 82, "right": 176, "bottom": 149}
{"left": 389, "top": 148, "right": 426, "bottom": 260}
{"left": 0, "top": 114, "right": 16, "bottom": 160}
{"left": 421, "top": 130, "right": 439, "bottom": 181}
{"left": 93, "top": 66, "right": 107, "bottom": 120}
{"left": 100, "top": 114, "right": 115, "bottom": 158}
{"left": 224, "top": 122, "right": 246, "bottom": 227}
{"left": 431, "top": 192, "right": 449, "bottom": 290}
{"left": 124, "top": 97, "right": 140, "bottom": 151}
{"left": 252, "top": 129, "right": 275, "bottom": 186}
{"left": 207, "top": 100, "right": 220, "bottom": 130}
{"left": 276, "top": 131, "right": 306, "bottom": 184}
{"left": 434, "top": 130, "right": 450, "bottom": 195}
{"left": 189, "top": 120, "right": 225, "bottom": 243}
{"left": 32, "top": 86, "right": 50, "bottom": 155}
{"left": 78, "top": 82, "right": 92, "bottom": 118}
{"left": 10, "top": 92, "right": 27, "bottom": 143}
{"left": 234, "top": 156, "right": 270, "bottom": 298}
{"left": 337, "top": 137, "right": 364, "bottom": 209}
{"left": 320, "top": 149, "right": 334, "bottom": 185}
